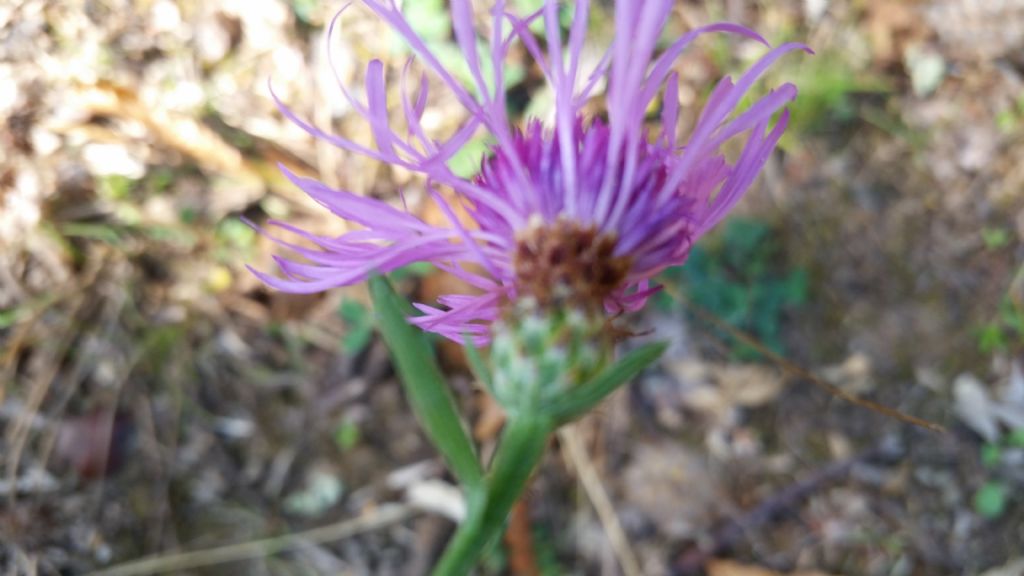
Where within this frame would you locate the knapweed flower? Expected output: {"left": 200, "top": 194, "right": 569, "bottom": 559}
{"left": 252, "top": 0, "right": 809, "bottom": 344}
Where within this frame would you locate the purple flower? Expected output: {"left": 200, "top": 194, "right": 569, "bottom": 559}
{"left": 252, "top": 0, "right": 810, "bottom": 344}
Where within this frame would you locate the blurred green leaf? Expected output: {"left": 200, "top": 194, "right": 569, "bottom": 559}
{"left": 216, "top": 218, "right": 256, "bottom": 249}
{"left": 402, "top": 0, "right": 450, "bottom": 42}
{"left": 479, "top": 544, "right": 507, "bottom": 574}
{"left": 339, "top": 298, "right": 374, "bottom": 355}
{"left": 146, "top": 167, "right": 175, "bottom": 193}
{"left": 513, "top": 0, "right": 574, "bottom": 31}
{"left": 398, "top": 0, "right": 525, "bottom": 99}
{"left": 974, "top": 481, "right": 1008, "bottom": 519}
{"left": 97, "top": 174, "right": 135, "bottom": 201}
{"left": 290, "top": 0, "right": 318, "bottom": 24}
{"left": 996, "top": 109, "right": 1018, "bottom": 134}
{"left": 179, "top": 207, "right": 198, "bottom": 224}
{"left": 139, "top": 323, "right": 188, "bottom": 370}
{"left": 1008, "top": 428, "right": 1024, "bottom": 448}
{"left": 390, "top": 261, "right": 434, "bottom": 282}
{"left": 981, "top": 443, "right": 1002, "bottom": 468}
{"left": 334, "top": 419, "right": 361, "bottom": 452}
{"left": 665, "top": 218, "right": 807, "bottom": 359}
{"left": 982, "top": 227, "right": 1011, "bottom": 250}
{"left": 0, "top": 307, "right": 23, "bottom": 330}
{"left": 1002, "top": 300, "right": 1024, "bottom": 335}
{"left": 447, "top": 136, "right": 494, "bottom": 179}
{"left": 59, "top": 222, "right": 124, "bottom": 246}
{"left": 144, "top": 224, "right": 198, "bottom": 249}
{"left": 533, "top": 525, "right": 563, "bottom": 576}
{"left": 784, "top": 50, "right": 888, "bottom": 137}
{"left": 978, "top": 322, "right": 1007, "bottom": 353}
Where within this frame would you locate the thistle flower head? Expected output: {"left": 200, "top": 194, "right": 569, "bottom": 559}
{"left": 251, "top": 0, "right": 810, "bottom": 344}
{"left": 489, "top": 298, "right": 609, "bottom": 415}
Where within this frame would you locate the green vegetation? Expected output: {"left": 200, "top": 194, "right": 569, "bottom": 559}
{"left": 982, "top": 227, "right": 1012, "bottom": 250}
{"left": 995, "top": 95, "right": 1024, "bottom": 134}
{"left": 398, "top": 0, "right": 526, "bottom": 98}
{"left": 338, "top": 298, "right": 374, "bottom": 355}
{"left": 333, "top": 418, "right": 361, "bottom": 452}
{"left": 977, "top": 297, "right": 1024, "bottom": 354}
{"left": 785, "top": 50, "right": 888, "bottom": 138}
{"left": 974, "top": 481, "right": 1008, "bottom": 519}
{"left": 973, "top": 430, "right": 1024, "bottom": 520}
{"left": 660, "top": 218, "right": 808, "bottom": 359}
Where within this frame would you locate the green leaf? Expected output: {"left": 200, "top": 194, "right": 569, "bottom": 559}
{"left": 369, "top": 276, "right": 483, "bottom": 489}
{"left": 339, "top": 298, "right": 374, "bottom": 355}
{"left": 784, "top": 269, "right": 809, "bottom": 305}
{"left": 97, "top": 174, "right": 135, "bottom": 200}
{"left": 447, "top": 135, "right": 494, "bottom": 179}
{"left": 978, "top": 322, "right": 1007, "bottom": 353}
{"left": 1003, "top": 304, "right": 1024, "bottom": 336}
{"left": 1008, "top": 428, "right": 1024, "bottom": 448}
{"left": 547, "top": 341, "right": 668, "bottom": 424}
{"left": 216, "top": 218, "right": 257, "bottom": 249}
{"left": 402, "top": 0, "right": 450, "bottom": 42}
{"left": 981, "top": 443, "right": 1002, "bottom": 469}
{"left": 334, "top": 419, "right": 361, "bottom": 452}
{"left": 339, "top": 299, "right": 368, "bottom": 323}
{"left": 982, "top": 227, "right": 1011, "bottom": 250}
{"left": 996, "top": 109, "right": 1017, "bottom": 134}
{"left": 974, "top": 481, "right": 1008, "bottom": 519}
{"left": 59, "top": 222, "right": 124, "bottom": 245}
{"left": 342, "top": 325, "right": 373, "bottom": 356}
{"left": 668, "top": 218, "right": 807, "bottom": 360}
{"left": 389, "top": 261, "right": 434, "bottom": 282}
{"left": 432, "top": 414, "right": 553, "bottom": 575}
{"left": 518, "top": 0, "right": 575, "bottom": 29}
{"left": 290, "top": 0, "right": 318, "bottom": 24}
{"left": 0, "top": 307, "right": 23, "bottom": 330}
{"left": 463, "top": 334, "right": 495, "bottom": 397}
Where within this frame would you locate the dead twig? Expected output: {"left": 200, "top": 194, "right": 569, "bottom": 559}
{"left": 504, "top": 497, "right": 540, "bottom": 576}
{"left": 558, "top": 425, "right": 643, "bottom": 576}
{"left": 87, "top": 504, "right": 418, "bottom": 576}
{"left": 3, "top": 296, "right": 84, "bottom": 505}
{"left": 672, "top": 442, "right": 902, "bottom": 575}
{"left": 663, "top": 283, "right": 946, "bottom": 433}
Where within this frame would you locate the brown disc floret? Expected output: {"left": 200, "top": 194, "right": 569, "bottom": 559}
{"left": 513, "top": 216, "right": 633, "bottom": 311}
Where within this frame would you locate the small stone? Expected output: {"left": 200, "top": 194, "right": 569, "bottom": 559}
{"left": 81, "top": 143, "right": 146, "bottom": 179}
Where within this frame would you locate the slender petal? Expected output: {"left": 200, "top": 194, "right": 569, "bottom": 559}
{"left": 254, "top": 0, "right": 806, "bottom": 343}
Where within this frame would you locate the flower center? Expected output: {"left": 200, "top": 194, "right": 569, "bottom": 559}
{"left": 513, "top": 217, "right": 633, "bottom": 310}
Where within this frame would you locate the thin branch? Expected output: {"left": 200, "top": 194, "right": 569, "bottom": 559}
{"left": 672, "top": 442, "right": 903, "bottom": 575}
{"left": 559, "top": 425, "right": 643, "bottom": 576}
{"left": 505, "top": 497, "right": 540, "bottom": 576}
{"left": 663, "top": 282, "right": 946, "bottom": 433}
{"left": 87, "top": 504, "right": 418, "bottom": 576}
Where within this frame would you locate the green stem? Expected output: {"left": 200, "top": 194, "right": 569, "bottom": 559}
{"left": 432, "top": 414, "right": 553, "bottom": 575}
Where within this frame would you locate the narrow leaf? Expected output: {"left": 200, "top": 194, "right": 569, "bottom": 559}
{"left": 547, "top": 341, "right": 668, "bottom": 424}
{"left": 463, "top": 334, "right": 495, "bottom": 397}
{"left": 369, "top": 275, "right": 483, "bottom": 488}
{"left": 432, "top": 414, "right": 553, "bottom": 575}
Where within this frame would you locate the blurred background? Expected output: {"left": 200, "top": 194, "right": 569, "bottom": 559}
{"left": 2, "top": 0, "right": 1024, "bottom": 574}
